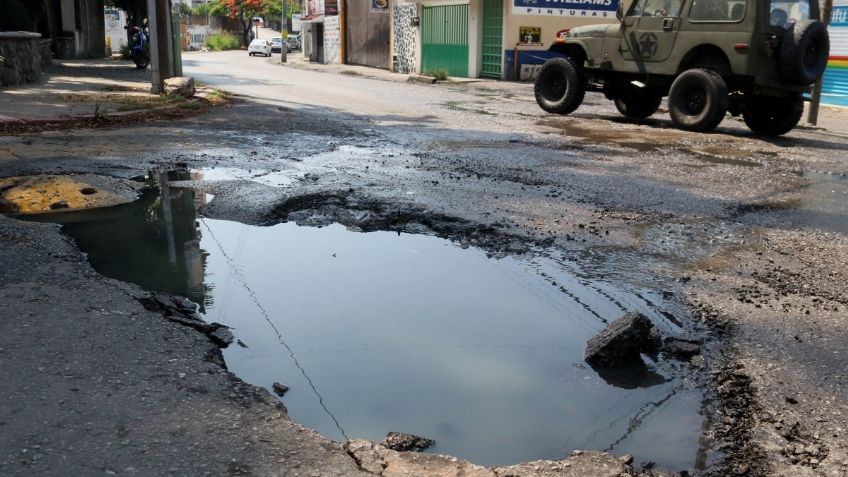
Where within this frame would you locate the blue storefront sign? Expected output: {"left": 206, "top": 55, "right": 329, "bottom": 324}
{"left": 512, "top": 0, "right": 620, "bottom": 17}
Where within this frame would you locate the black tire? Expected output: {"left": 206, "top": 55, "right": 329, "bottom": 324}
{"left": 743, "top": 94, "right": 804, "bottom": 136}
{"left": 133, "top": 52, "right": 149, "bottom": 69}
{"left": 668, "top": 68, "right": 728, "bottom": 132}
{"left": 534, "top": 57, "right": 586, "bottom": 115}
{"left": 780, "top": 20, "right": 830, "bottom": 85}
{"left": 614, "top": 92, "right": 663, "bottom": 119}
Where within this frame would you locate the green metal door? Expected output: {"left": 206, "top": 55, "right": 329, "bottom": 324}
{"left": 481, "top": 0, "right": 503, "bottom": 78}
{"left": 422, "top": 4, "right": 469, "bottom": 78}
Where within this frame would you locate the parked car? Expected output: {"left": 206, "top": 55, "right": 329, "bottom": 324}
{"left": 534, "top": 0, "right": 830, "bottom": 136}
{"left": 270, "top": 37, "right": 290, "bottom": 53}
{"left": 286, "top": 33, "right": 301, "bottom": 50}
{"left": 248, "top": 39, "right": 272, "bottom": 57}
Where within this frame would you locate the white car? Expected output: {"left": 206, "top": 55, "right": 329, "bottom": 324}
{"left": 248, "top": 39, "right": 272, "bottom": 57}
{"left": 270, "top": 37, "right": 289, "bottom": 53}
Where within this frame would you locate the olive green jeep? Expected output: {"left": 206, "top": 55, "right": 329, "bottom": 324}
{"left": 534, "top": 0, "right": 830, "bottom": 136}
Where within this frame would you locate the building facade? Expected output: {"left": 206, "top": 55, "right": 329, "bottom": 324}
{"left": 823, "top": 0, "right": 848, "bottom": 106}
{"left": 390, "top": 0, "right": 621, "bottom": 79}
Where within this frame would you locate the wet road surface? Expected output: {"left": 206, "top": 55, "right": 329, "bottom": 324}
{"left": 2, "top": 50, "right": 848, "bottom": 476}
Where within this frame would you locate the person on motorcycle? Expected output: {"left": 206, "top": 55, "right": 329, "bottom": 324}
{"left": 129, "top": 25, "right": 150, "bottom": 69}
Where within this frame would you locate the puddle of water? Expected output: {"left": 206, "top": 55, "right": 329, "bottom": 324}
{"left": 688, "top": 153, "right": 762, "bottom": 168}
{"left": 192, "top": 167, "right": 296, "bottom": 187}
{"left": 23, "top": 183, "right": 715, "bottom": 471}
{"left": 794, "top": 171, "right": 848, "bottom": 234}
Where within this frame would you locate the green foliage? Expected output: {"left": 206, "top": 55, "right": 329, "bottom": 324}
{"left": 210, "top": 0, "right": 227, "bottom": 15}
{"left": 178, "top": 2, "right": 193, "bottom": 16}
{"left": 0, "top": 0, "right": 31, "bottom": 31}
{"left": 192, "top": 3, "right": 216, "bottom": 16}
{"left": 205, "top": 32, "right": 241, "bottom": 51}
{"left": 430, "top": 69, "right": 449, "bottom": 81}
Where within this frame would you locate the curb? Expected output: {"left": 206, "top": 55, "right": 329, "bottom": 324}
{"left": 407, "top": 75, "right": 437, "bottom": 85}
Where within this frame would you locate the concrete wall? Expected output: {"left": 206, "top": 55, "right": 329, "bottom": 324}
{"left": 324, "top": 15, "right": 341, "bottom": 64}
{"left": 0, "top": 32, "right": 45, "bottom": 86}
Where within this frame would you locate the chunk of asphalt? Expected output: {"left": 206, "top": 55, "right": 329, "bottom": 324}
{"left": 585, "top": 312, "right": 660, "bottom": 367}
{"left": 382, "top": 432, "right": 435, "bottom": 452}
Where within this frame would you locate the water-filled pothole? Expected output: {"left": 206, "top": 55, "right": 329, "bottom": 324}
{"left": 24, "top": 178, "right": 715, "bottom": 471}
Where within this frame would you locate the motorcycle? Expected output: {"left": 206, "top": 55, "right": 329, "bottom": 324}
{"left": 128, "top": 25, "right": 150, "bottom": 70}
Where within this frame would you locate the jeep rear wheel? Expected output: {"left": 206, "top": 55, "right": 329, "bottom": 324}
{"left": 534, "top": 57, "right": 586, "bottom": 115}
{"left": 668, "top": 69, "right": 728, "bottom": 132}
{"left": 614, "top": 92, "right": 663, "bottom": 119}
{"left": 780, "top": 20, "right": 830, "bottom": 85}
{"left": 743, "top": 94, "right": 804, "bottom": 136}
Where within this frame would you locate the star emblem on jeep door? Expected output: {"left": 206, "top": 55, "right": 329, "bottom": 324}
{"left": 638, "top": 32, "right": 659, "bottom": 57}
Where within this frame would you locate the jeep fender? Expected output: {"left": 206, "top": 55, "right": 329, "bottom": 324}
{"left": 548, "top": 43, "right": 589, "bottom": 68}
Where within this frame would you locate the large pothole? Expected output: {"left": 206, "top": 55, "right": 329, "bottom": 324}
{"left": 21, "top": 173, "right": 718, "bottom": 472}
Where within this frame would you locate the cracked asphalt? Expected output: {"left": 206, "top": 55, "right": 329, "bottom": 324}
{"left": 1, "top": 50, "right": 847, "bottom": 476}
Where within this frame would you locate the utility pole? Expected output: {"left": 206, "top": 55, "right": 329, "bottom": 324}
{"left": 808, "top": 0, "right": 833, "bottom": 125}
{"left": 146, "top": 0, "right": 175, "bottom": 93}
{"left": 280, "top": 0, "right": 288, "bottom": 63}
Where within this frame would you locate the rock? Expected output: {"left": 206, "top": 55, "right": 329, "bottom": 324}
{"left": 272, "top": 382, "right": 289, "bottom": 396}
{"left": 163, "top": 76, "right": 196, "bottom": 97}
{"left": 208, "top": 326, "right": 233, "bottom": 347}
{"left": 382, "top": 432, "right": 435, "bottom": 452}
{"left": 661, "top": 336, "right": 702, "bottom": 360}
{"left": 407, "top": 74, "right": 437, "bottom": 84}
{"left": 585, "top": 312, "right": 660, "bottom": 367}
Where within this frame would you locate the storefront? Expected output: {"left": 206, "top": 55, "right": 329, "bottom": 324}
{"left": 823, "top": 0, "right": 848, "bottom": 106}
{"left": 504, "top": 0, "right": 620, "bottom": 80}
{"left": 390, "top": 0, "right": 621, "bottom": 79}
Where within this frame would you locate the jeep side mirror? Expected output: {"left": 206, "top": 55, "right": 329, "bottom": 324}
{"left": 616, "top": 2, "right": 624, "bottom": 21}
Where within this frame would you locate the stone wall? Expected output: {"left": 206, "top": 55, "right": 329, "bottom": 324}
{"left": 392, "top": 1, "right": 418, "bottom": 74}
{"left": 0, "top": 32, "right": 45, "bottom": 87}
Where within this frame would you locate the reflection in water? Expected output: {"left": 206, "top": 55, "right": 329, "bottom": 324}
{"left": 590, "top": 360, "right": 669, "bottom": 390}
{"left": 24, "top": 178, "right": 715, "bottom": 471}
{"left": 26, "top": 172, "right": 210, "bottom": 310}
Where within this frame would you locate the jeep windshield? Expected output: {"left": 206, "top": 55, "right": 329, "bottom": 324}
{"left": 769, "top": 0, "right": 811, "bottom": 27}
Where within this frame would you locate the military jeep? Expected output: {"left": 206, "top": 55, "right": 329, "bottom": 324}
{"left": 534, "top": 0, "right": 830, "bottom": 135}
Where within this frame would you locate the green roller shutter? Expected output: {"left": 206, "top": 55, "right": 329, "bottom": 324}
{"left": 481, "top": 0, "right": 503, "bottom": 78}
{"left": 422, "top": 4, "right": 469, "bottom": 78}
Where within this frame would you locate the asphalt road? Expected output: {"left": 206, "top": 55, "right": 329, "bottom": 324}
{"left": 1, "top": 50, "right": 847, "bottom": 476}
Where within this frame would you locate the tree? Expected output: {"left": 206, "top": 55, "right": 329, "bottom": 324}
{"left": 178, "top": 2, "right": 193, "bottom": 16}
{"left": 261, "top": 0, "right": 299, "bottom": 30}
{"left": 216, "top": 0, "right": 265, "bottom": 46}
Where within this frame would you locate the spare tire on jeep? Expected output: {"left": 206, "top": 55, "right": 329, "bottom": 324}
{"left": 780, "top": 20, "right": 830, "bottom": 85}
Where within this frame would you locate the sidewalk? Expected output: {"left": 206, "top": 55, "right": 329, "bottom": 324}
{"left": 0, "top": 59, "right": 215, "bottom": 130}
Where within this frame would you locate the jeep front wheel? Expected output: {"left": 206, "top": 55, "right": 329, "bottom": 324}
{"left": 534, "top": 57, "right": 586, "bottom": 115}
{"left": 743, "top": 94, "right": 804, "bottom": 136}
{"left": 614, "top": 92, "right": 663, "bottom": 119}
{"left": 668, "top": 69, "right": 728, "bottom": 132}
